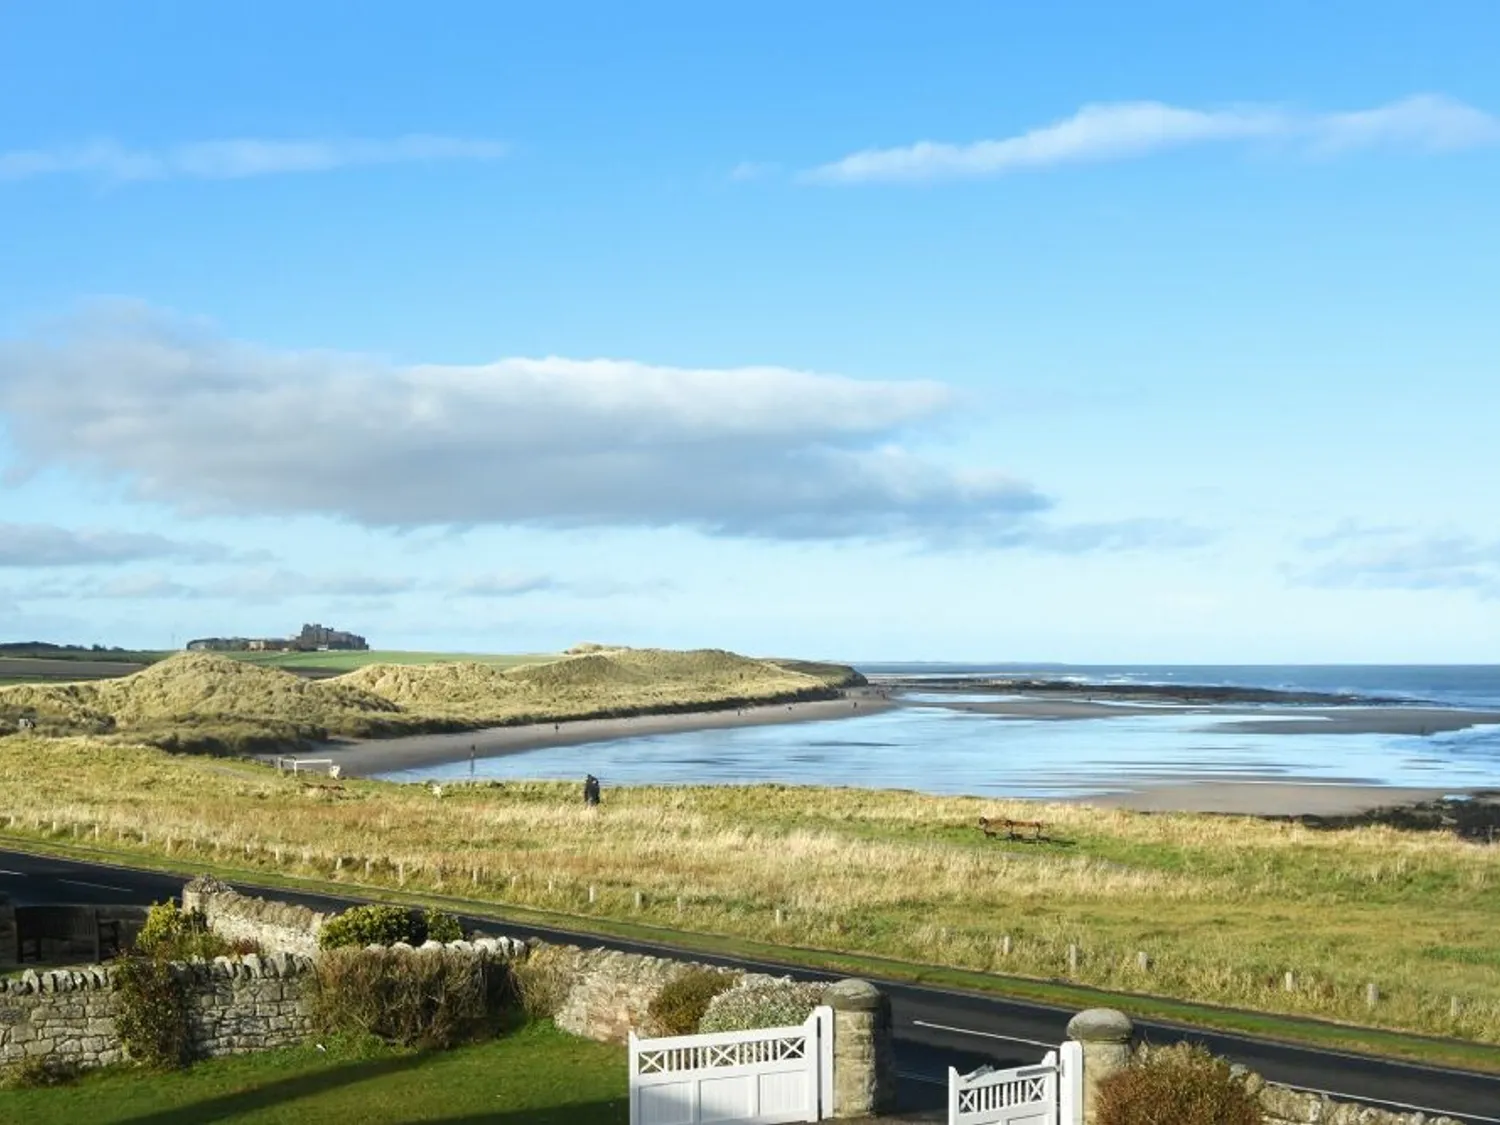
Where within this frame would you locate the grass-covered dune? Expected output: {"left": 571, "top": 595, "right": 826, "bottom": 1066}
{"left": 1, "top": 733, "right": 1497, "bottom": 1052}
{"left": 0, "top": 647, "right": 861, "bottom": 752}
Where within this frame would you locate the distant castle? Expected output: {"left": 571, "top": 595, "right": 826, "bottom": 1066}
{"left": 185, "top": 623, "right": 369, "bottom": 653}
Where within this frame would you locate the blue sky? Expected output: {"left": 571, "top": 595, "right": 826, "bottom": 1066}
{"left": 1, "top": 1, "right": 1497, "bottom": 662}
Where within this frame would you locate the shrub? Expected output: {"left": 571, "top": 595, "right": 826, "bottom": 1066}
{"left": 425, "top": 909, "right": 464, "bottom": 943}
{"left": 133, "top": 900, "right": 238, "bottom": 961}
{"left": 113, "top": 955, "right": 190, "bottom": 1069}
{"left": 318, "top": 904, "right": 466, "bottom": 949}
{"left": 0, "top": 1055, "right": 79, "bottom": 1089}
{"left": 699, "top": 979, "right": 825, "bottom": 1034}
{"left": 510, "top": 945, "right": 573, "bottom": 1022}
{"left": 310, "top": 945, "right": 506, "bottom": 1049}
{"left": 648, "top": 968, "right": 739, "bottom": 1035}
{"left": 319, "top": 904, "right": 420, "bottom": 949}
{"left": 1097, "top": 1042, "right": 1263, "bottom": 1125}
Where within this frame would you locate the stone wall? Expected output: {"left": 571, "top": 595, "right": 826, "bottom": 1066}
{"left": 540, "top": 943, "right": 729, "bottom": 1043}
{"left": 0, "top": 952, "right": 315, "bottom": 1071}
{"left": 182, "top": 876, "right": 330, "bottom": 958}
{"left": 1247, "top": 1069, "right": 1463, "bottom": 1125}
{"left": 1130, "top": 1041, "right": 1465, "bottom": 1125}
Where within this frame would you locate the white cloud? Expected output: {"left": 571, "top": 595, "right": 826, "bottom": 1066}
{"left": 453, "top": 573, "right": 674, "bottom": 599}
{"left": 5, "top": 568, "right": 418, "bottom": 605}
{"left": 0, "top": 522, "right": 233, "bottom": 567}
{"left": 1289, "top": 526, "right": 1500, "bottom": 599}
{"left": 805, "top": 94, "right": 1500, "bottom": 184}
{"left": 729, "top": 161, "right": 778, "bottom": 182}
{"left": 0, "top": 135, "right": 508, "bottom": 184}
{"left": 0, "top": 302, "right": 1052, "bottom": 544}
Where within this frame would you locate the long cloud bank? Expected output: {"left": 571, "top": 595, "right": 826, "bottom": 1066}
{"left": 805, "top": 94, "right": 1500, "bottom": 183}
{"left": 0, "top": 135, "right": 507, "bottom": 183}
{"left": 0, "top": 304, "right": 1054, "bottom": 544}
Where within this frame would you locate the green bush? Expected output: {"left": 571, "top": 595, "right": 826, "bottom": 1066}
{"left": 133, "top": 900, "right": 239, "bottom": 961}
{"left": 310, "top": 946, "right": 507, "bottom": 1049}
{"left": 319, "top": 904, "right": 420, "bottom": 949}
{"left": 113, "top": 955, "right": 190, "bottom": 1069}
{"left": 425, "top": 909, "right": 464, "bottom": 943}
{"left": 318, "top": 904, "right": 466, "bottom": 950}
{"left": 1097, "top": 1042, "right": 1263, "bottom": 1125}
{"left": 698, "top": 979, "right": 825, "bottom": 1034}
{"left": 648, "top": 968, "right": 739, "bottom": 1035}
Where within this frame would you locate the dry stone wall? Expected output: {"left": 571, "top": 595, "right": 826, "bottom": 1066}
{"left": 182, "top": 877, "right": 329, "bottom": 958}
{"left": 1130, "top": 1042, "right": 1464, "bottom": 1125}
{"left": 1246, "top": 1069, "right": 1463, "bottom": 1125}
{"left": 0, "top": 953, "right": 315, "bottom": 1071}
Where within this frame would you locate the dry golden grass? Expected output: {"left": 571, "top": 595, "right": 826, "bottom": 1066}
{"left": 1, "top": 734, "right": 1496, "bottom": 1043}
{"left": 0, "top": 648, "right": 851, "bottom": 750}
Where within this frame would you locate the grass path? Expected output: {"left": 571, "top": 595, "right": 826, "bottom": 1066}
{"left": 0, "top": 1023, "right": 626, "bottom": 1124}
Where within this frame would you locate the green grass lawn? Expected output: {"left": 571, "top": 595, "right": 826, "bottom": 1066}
{"left": 224, "top": 650, "right": 556, "bottom": 672}
{"left": 0, "top": 1023, "right": 626, "bottom": 1124}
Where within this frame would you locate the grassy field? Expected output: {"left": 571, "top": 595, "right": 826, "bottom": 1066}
{"left": 0, "top": 734, "right": 1496, "bottom": 1051}
{"left": 0, "top": 648, "right": 857, "bottom": 751}
{"left": 0, "top": 1022, "right": 626, "bottom": 1124}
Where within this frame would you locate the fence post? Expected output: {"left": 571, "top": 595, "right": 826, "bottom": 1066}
{"left": 826, "top": 979, "right": 896, "bottom": 1118}
{"left": 1066, "top": 1008, "right": 1134, "bottom": 1125}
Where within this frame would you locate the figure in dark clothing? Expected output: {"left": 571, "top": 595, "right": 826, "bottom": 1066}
{"left": 583, "top": 774, "right": 601, "bottom": 807}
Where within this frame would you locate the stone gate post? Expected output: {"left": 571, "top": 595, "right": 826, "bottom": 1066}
{"left": 1065, "top": 1008, "right": 1134, "bottom": 1125}
{"left": 826, "top": 978, "right": 896, "bottom": 1118}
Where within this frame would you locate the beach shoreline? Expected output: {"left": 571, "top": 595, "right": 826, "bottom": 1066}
{"left": 288, "top": 688, "right": 891, "bottom": 778}
{"left": 1073, "top": 780, "right": 1474, "bottom": 817}
{"left": 923, "top": 698, "right": 1500, "bottom": 735}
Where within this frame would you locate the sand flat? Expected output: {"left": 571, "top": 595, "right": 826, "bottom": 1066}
{"left": 1079, "top": 781, "right": 1463, "bottom": 817}
{"left": 292, "top": 691, "right": 890, "bottom": 777}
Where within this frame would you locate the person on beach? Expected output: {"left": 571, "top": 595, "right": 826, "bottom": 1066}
{"left": 583, "top": 774, "right": 601, "bottom": 807}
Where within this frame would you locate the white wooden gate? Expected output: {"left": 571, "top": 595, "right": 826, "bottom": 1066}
{"left": 948, "top": 1040, "right": 1082, "bottom": 1125}
{"left": 629, "top": 1006, "right": 834, "bottom": 1125}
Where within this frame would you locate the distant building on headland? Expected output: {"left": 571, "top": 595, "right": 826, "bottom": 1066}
{"left": 185, "top": 623, "right": 369, "bottom": 653}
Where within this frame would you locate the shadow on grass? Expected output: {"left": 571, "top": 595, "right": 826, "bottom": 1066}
{"left": 110, "top": 1053, "right": 428, "bottom": 1125}
{"left": 410, "top": 1102, "right": 628, "bottom": 1124}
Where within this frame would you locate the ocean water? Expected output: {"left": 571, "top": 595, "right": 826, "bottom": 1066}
{"left": 857, "top": 664, "right": 1500, "bottom": 710}
{"left": 379, "top": 665, "right": 1500, "bottom": 798}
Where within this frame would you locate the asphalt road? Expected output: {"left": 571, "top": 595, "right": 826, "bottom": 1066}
{"left": 2, "top": 848, "right": 1497, "bottom": 1122}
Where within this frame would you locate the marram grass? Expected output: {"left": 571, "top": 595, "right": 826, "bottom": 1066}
{"left": 1, "top": 734, "right": 1497, "bottom": 1044}
{"left": 0, "top": 648, "right": 853, "bottom": 749}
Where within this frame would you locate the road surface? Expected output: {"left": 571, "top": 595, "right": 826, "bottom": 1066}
{"left": 1, "top": 847, "right": 1495, "bottom": 1122}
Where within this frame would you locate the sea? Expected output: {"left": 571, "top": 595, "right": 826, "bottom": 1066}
{"left": 377, "top": 664, "right": 1500, "bottom": 800}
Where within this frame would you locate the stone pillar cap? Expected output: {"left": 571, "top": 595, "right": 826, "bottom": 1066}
{"left": 825, "top": 978, "right": 883, "bottom": 1011}
{"left": 1066, "top": 1008, "right": 1134, "bottom": 1043}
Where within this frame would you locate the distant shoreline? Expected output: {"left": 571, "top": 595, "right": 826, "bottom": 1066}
{"left": 287, "top": 688, "right": 892, "bottom": 778}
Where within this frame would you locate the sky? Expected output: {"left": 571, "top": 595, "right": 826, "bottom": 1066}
{"left": 1, "top": 1, "right": 1497, "bottom": 663}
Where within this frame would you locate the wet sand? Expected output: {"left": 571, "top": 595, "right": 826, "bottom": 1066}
{"left": 930, "top": 699, "right": 1500, "bottom": 736}
{"left": 1078, "top": 781, "right": 1466, "bottom": 817}
{"left": 288, "top": 690, "right": 892, "bottom": 778}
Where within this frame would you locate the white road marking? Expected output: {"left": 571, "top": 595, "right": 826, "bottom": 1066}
{"left": 911, "top": 1019, "right": 1056, "bottom": 1050}
{"left": 0, "top": 869, "right": 26, "bottom": 876}
{"left": 894, "top": 1070, "right": 946, "bottom": 1087}
{"left": 58, "top": 878, "right": 129, "bottom": 892}
{"left": 911, "top": 1020, "right": 1496, "bottom": 1124}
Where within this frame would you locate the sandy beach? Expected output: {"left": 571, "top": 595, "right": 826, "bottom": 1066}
{"left": 1078, "top": 780, "right": 1468, "bottom": 817}
{"left": 291, "top": 689, "right": 892, "bottom": 778}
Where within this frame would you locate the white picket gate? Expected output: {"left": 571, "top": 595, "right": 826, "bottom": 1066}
{"left": 629, "top": 1005, "right": 834, "bottom": 1125}
{"left": 948, "top": 1040, "right": 1082, "bottom": 1125}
